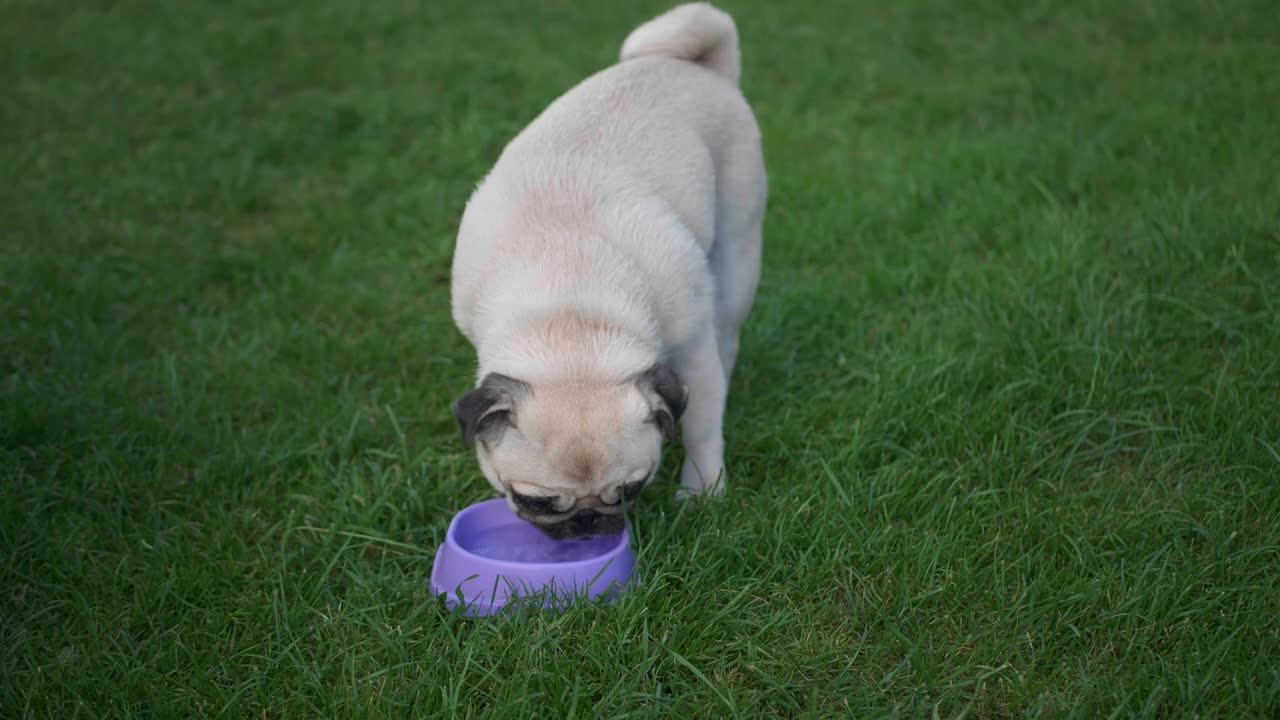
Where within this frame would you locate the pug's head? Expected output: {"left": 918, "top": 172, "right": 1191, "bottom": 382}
{"left": 453, "top": 365, "right": 686, "bottom": 539}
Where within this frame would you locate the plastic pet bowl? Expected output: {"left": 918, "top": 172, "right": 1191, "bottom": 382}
{"left": 431, "top": 498, "right": 635, "bottom": 616}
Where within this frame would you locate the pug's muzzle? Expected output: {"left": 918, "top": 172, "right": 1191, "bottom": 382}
{"left": 532, "top": 509, "right": 625, "bottom": 540}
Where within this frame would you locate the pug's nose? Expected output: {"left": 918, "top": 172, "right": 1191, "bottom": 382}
{"left": 573, "top": 495, "right": 606, "bottom": 511}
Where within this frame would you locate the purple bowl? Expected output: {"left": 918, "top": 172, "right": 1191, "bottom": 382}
{"left": 431, "top": 498, "right": 635, "bottom": 616}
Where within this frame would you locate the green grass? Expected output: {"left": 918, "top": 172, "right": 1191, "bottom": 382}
{"left": 3, "top": 0, "right": 1279, "bottom": 716}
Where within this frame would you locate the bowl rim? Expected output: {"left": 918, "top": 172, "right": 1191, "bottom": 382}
{"left": 443, "top": 498, "right": 632, "bottom": 571}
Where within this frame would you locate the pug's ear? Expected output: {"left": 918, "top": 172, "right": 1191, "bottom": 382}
{"left": 453, "top": 374, "right": 529, "bottom": 447}
{"left": 636, "top": 363, "right": 687, "bottom": 442}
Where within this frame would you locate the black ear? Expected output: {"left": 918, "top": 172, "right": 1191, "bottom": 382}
{"left": 453, "top": 374, "right": 528, "bottom": 447}
{"left": 637, "top": 363, "right": 687, "bottom": 441}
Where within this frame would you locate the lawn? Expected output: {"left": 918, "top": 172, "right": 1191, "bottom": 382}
{"left": 3, "top": 0, "right": 1279, "bottom": 716}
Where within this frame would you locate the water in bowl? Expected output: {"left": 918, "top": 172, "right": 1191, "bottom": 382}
{"left": 464, "top": 523, "right": 616, "bottom": 563}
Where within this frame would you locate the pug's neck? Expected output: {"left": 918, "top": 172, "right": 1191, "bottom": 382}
{"left": 478, "top": 306, "right": 659, "bottom": 385}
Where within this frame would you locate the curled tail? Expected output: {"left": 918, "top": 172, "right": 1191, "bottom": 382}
{"left": 620, "top": 3, "right": 741, "bottom": 85}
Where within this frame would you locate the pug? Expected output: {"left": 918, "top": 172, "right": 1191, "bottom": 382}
{"left": 450, "top": 3, "right": 766, "bottom": 538}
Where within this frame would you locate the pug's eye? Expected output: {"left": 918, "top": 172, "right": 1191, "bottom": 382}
{"left": 511, "top": 491, "right": 558, "bottom": 514}
{"left": 622, "top": 480, "right": 646, "bottom": 501}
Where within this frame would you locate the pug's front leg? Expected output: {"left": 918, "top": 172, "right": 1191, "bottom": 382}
{"left": 674, "top": 332, "right": 728, "bottom": 496}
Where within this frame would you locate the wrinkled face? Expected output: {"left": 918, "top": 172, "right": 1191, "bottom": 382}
{"left": 454, "top": 367, "right": 685, "bottom": 539}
